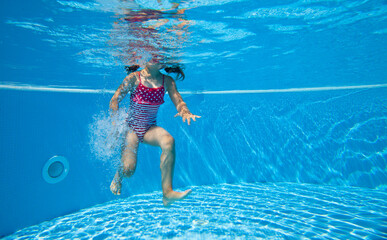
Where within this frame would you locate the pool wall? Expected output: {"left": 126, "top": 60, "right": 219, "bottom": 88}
{"left": 0, "top": 87, "right": 386, "bottom": 237}
{"left": 0, "top": 91, "right": 108, "bottom": 237}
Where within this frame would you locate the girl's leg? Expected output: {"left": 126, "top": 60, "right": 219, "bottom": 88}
{"left": 143, "top": 126, "right": 192, "bottom": 206}
{"left": 110, "top": 130, "right": 139, "bottom": 195}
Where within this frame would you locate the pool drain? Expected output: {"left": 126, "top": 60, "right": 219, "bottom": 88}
{"left": 42, "top": 156, "right": 69, "bottom": 184}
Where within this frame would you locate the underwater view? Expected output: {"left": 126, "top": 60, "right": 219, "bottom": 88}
{"left": 0, "top": 0, "right": 386, "bottom": 239}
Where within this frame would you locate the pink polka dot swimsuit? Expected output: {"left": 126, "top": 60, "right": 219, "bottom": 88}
{"left": 126, "top": 72, "right": 165, "bottom": 142}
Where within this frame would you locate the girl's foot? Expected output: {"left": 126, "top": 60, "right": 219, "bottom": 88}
{"left": 162, "top": 189, "right": 192, "bottom": 207}
{"left": 110, "top": 172, "right": 122, "bottom": 195}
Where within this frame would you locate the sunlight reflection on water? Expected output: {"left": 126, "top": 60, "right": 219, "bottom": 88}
{"left": 5, "top": 182, "right": 386, "bottom": 239}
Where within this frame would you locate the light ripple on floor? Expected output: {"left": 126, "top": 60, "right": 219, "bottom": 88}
{"left": 4, "top": 182, "right": 387, "bottom": 239}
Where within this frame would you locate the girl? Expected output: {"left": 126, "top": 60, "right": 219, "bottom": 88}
{"left": 109, "top": 59, "right": 201, "bottom": 206}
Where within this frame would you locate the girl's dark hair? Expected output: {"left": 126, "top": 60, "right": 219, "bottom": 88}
{"left": 165, "top": 66, "right": 185, "bottom": 81}
{"left": 124, "top": 64, "right": 185, "bottom": 81}
{"left": 125, "top": 65, "right": 140, "bottom": 75}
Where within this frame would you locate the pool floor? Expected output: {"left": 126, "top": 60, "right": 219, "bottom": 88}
{"left": 5, "top": 182, "right": 387, "bottom": 239}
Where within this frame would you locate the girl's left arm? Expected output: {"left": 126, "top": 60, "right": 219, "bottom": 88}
{"left": 165, "top": 75, "right": 201, "bottom": 125}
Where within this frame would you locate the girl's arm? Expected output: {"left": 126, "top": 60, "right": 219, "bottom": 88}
{"left": 165, "top": 75, "right": 201, "bottom": 125}
{"left": 107, "top": 73, "right": 136, "bottom": 146}
{"left": 110, "top": 72, "right": 137, "bottom": 113}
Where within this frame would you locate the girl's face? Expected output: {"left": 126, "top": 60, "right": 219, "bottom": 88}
{"left": 147, "top": 59, "right": 165, "bottom": 70}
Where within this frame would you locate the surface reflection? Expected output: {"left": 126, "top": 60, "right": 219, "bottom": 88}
{"left": 109, "top": 1, "right": 192, "bottom": 66}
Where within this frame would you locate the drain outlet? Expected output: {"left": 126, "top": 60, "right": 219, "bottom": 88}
{"left": 42, "top": 156, "right": 69, "bottom": 184}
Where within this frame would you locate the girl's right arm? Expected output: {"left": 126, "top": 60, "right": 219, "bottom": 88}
{"left": 109, "top": 72, "right": 137, "bottom": 113}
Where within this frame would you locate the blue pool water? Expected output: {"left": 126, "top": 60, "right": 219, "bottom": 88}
{"left": 4, "top": 182, "right": 387, "bottom": 239}
{"left": 1, "top": 0, "right": 386, "bottom": 238}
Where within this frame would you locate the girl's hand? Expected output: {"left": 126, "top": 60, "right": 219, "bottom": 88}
{"left": 174, "top": 112, "right": 201, "bottom": 125}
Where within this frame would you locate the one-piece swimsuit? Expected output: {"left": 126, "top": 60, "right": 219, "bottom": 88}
{"left": 126, "top": 72, "right": 165, "bottom": 142}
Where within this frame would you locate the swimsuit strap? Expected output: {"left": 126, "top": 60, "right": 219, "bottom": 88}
{"left": 138, "top": 71, "right": 142, "bottom": 83}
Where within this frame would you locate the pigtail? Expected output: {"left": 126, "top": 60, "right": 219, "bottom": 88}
{"left": 164, "top": 66, "right": 185, "bottom": 81}
{"left": 124, "top": 65, "right": 140, "bottom": 75}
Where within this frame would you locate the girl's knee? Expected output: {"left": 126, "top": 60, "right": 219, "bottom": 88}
{"left": 122, "top": 163, "right": 136, "bottom": 177}
{"left": 160, "top": 135, "right": 175, "bottom": 152}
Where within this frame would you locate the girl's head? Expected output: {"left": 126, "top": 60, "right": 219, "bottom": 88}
{"left": 124, "top": 64, "right": 185, "bottom": 81}
{"left": 145, "top": 59, "right": 165, "bottom": 71}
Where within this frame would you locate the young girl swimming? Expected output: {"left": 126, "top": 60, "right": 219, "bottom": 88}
{"left": 109, "top": 59, "right": 201, "bottom": 206}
